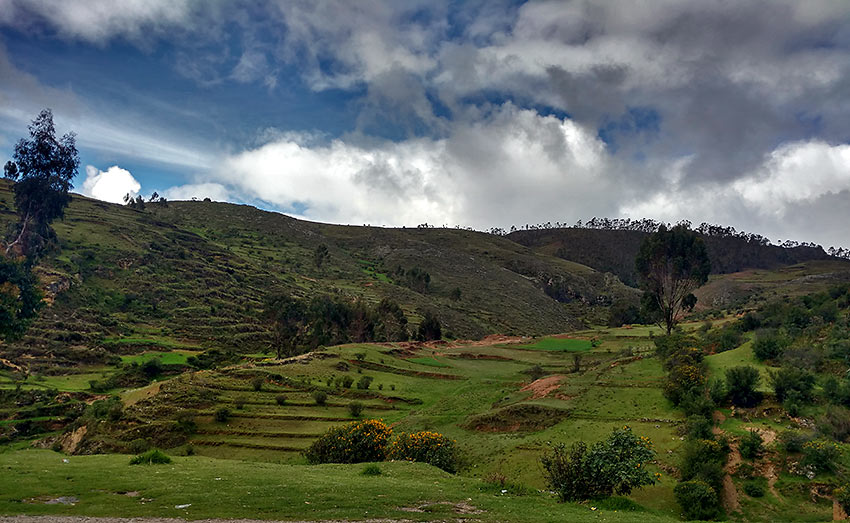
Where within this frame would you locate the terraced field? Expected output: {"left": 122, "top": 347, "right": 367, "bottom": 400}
{"left": 99, "top": 330, "right": 682, "bottom": 514}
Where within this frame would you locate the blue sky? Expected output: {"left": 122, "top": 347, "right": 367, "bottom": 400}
{"left": 1, "top": 1, "right": 850, "bottom": 247}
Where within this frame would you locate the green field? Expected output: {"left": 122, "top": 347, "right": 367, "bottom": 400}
{"left": 516, "top": 336, "right": 593, "bottom": 352}
{"left": 119, "top": 350, "right": 201, "bottom": 366}
{"left": 407, "top": 356, "right": 452, "bottom": 368}
{"left": 0, "top": 449, "right": 676, "bottom": 522}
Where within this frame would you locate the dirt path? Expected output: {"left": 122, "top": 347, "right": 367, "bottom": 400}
{"left": 752, "top": 427, "right": 782, "bottom": 501}
{"left": 713, "top": 419, "right": 741, "bottom": 515}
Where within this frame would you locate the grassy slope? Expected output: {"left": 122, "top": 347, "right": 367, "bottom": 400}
{"left": 0, "top": 180, "right": 637, "bottom": 374}
{"left": 695, "top": 259, "right": 850, "bottom": 312}
{"left": 73, "top": 328, "right": 682, "bottom": 517}
{"left": 0, "top": 449, "right": 676, "bottom": 522}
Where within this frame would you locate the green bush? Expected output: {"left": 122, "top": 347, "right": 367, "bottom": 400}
{"left": 708, "top": 379, "right": 726, "bottom": 405}
{"left": 674, "top": 481, "right": 719, "bottom": 521}
{"left": 304, "top": 419, "right": 392, "bottom": 464}
{"left": 127, "top": 438, "right": 151, "bottom": 454}
{"left": 540, "top": 426, "right": 657, "bottom": 502}
{"left": 356, "top": 376, "right": 374, "bottom": 389}
{"left": 770, "top": 367, "right": 815, "bottom": 403}
{"left": 251, "top": 376, "right": 264, "bottom": 391}
{"left": 739, "top": 430, "right": 764, "bottom": 460}
{"left": 341, "top": 376, "right": 354, "bottom": 388}
{"left": 348, "top": 401, "right": 364, "bottom": 418}
{"left": 388, "top": 431, "right": 460, "bottom": 473}
{"left": 679, "top": 439, "right": 726, "bottom": 493}
{"left": 779, "top": 430, "right": 811, "bottom": 453}
{"left": 725, "top": 366, "right": 762, "bottom": 407}
{"left": 752, "top": 330, "right": 787, "bottom": 361}
{"left": 361, "top": 464, "right": 382, "bottom": 476}
{"left": 664, "top": 364, "right": 706, "bottom": 406}
{"left": 214, "top": 407, "right": 230, "bottom": 422}
{"left": 743, "top": 482, "right": 765, "bottom": 497}
{"left": 275, "top": 394, "right": 287, "bottom": 406}
{"left": 801, "top": 440, "right": 841, "bottom": 474}
{"left": 684, "top": 415, "right": 713, "bottom": 440}
{"left": 313, "top": 391, "right": 328, "bottom": 405}
{"left": 129, "top": 449, "right": 171, "bottom": 465}
{"left": 818, "top": 406, "right": 850, "bottom": 442}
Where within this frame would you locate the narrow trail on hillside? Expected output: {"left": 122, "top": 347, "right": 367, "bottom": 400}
{"left": 712, "top": 415, "right": 741, "bottom": 515}
{"left": 753, "top": 427, "right": 782, "bottom": 501}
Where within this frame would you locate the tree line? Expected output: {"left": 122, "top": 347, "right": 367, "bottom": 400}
{"left": 262, "top": 293, "right": 441, "bottom": 359}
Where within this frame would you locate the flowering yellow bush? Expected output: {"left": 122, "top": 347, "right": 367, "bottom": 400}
{"left": 304, "top": 419, "right": 391, "bottom": 464}
{"left": 388, "top": 430, "right": 459, "bottom": 472}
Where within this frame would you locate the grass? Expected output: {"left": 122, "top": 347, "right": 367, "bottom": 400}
{"left": 119, "top": 350, "right": 200, "bottom": 366}
{"left": 705, "top": 340, "right": 774, "bottom": 392}
{"left": 516, "top": 337, "right": 593, "bottom": 352}
{"left": 0, "top": 449, "right": 677, "bottom": 522}
{"left": 408, "top": 356, "right": 451, "bottom": 368}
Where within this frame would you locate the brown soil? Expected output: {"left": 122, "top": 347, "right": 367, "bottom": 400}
{"left": 713, "top": 419, "right": 741, "bottom": 514}
{"left": 520, "top": 375, "right": 566, "bottom": 399}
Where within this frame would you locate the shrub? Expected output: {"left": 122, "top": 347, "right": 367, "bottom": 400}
{"left": 679, "top": 439, "right": 727, "bottom": 493}
{"left": 526, "top": 364, "right": 546, "bottom": 381}
{"left": 779, "top": 430, "right": 811, "bottom": 453}
{"left": 341, "top": 376, "right": 354, "bottom": 388}
{"left": 743, "top": 482, "right": 765, "bottom": 497}
{"left": 349, "top": 401, "right": 364, "bottom": 418}
{"left": 127, "top": 438, "right": 151, "bottom": 454}
{"left": 356, "top": 376, "right": 373, "bottom": 390}
{"left": 234, "top": 397, "right": 246, "bottom": 410}
{"left": 818, "top": 406, "right": 850, "bottom": 442}
{"left": 361, "top": 464, "right": 382, "bottom": 476}
{"left": 129, "top": 449, "right": 171, "bottom": 465}
{"left": 251, "top": 376, "right": 264, "bottom": 391}
{"left": 680, "top": 392, "right": 715, "bottom": 419}
{"left": 388, "top": 431, "right": 460, "bottom": 473}
{"left": 664, "top": 364, "right": 706, "bottom": 406}
{"left": 752, "top": 330, "right": 787, "bottom": 361}
{"left": 725, "top": 366, "right": 762, "bottom": 407}
{"left": 304, "top": 419, "right": 392, "bottom": 464}
{"left": 313, "top": 391, "right": 328, "bottom": 405}
{"left": 739, "top": 430, "right": 764, "bottom": 460}
{"left": 674, "top": 481, "right": 719, "bottom": 521}
{"left": 708, "top": 379, "right": 726, "bottom": 405}
{"left": 175, "top": 411, "right": 197, "bottom": 434}
{"left": 684, "top": 415, "right": 713, "bottom": 440}
{"left": 275, "top": 394, "right": 287, "bottom": 406}
{"left": 770, "top": 367, "right": 815, "bottom": 403}
{"left": 214, "top": 407, "right": 230, "bottom": 422}
{"left": 801, "top": 440, "right": 841, "bottom": 474}
{"left": 541, "top": 426, "right": 657, "bottom": 502}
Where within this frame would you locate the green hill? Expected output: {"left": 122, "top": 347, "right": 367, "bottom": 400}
{"left": 509, "top": 227, "right": 839, "bottom": 286}
{"left": 0, "top": 180, "right": 636, "bottom": 374}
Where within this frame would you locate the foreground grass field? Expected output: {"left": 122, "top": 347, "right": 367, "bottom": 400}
{"left": 0, "top": 449, "right": 676, "bottom": 522}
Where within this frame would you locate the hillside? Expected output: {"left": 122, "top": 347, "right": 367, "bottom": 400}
{"left": 0, "top": 180, "right": 636, "bottom": 373}
{"left": 509, "top": 227, "right": 838, "bottom": 287}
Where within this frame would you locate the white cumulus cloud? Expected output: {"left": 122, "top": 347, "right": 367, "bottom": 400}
{"left": 80, "top": 165, "right": 141, "bottom": 204}
{"left": 184, "top": 103, "right": 615, "bottom": 227}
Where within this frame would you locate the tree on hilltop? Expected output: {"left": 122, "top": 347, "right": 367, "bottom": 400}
{"left": 636, "top": 224, "right": 710, "bottom": 334}
{"left": 3, "top": 109, "right": 78, "bottom": 259}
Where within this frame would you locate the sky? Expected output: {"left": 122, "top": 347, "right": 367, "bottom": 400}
{"left": 1, "top": 1, "right": 849, "bottom": 248}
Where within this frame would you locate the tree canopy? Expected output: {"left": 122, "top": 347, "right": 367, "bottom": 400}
{"left": 3, "top": 109, "right": 79, "bottom": 258}
{"left": 636, "top": 224, "right": 711, "bottom": 334}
